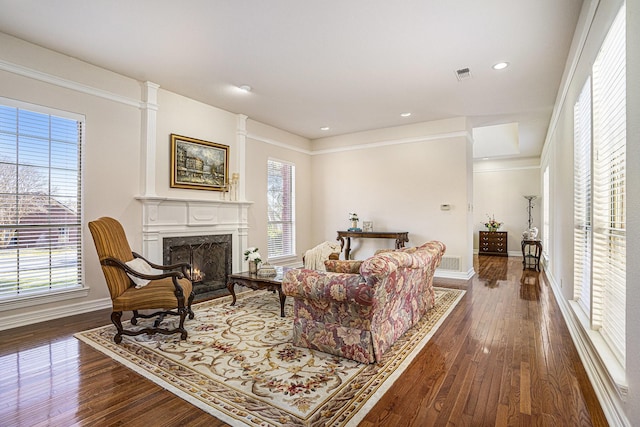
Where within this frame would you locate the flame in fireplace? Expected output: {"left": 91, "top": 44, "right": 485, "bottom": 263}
{"left": 191, "top": 267, "right": 205, "bottom": 282}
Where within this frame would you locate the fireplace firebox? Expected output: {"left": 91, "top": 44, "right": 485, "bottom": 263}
{"left": 163, "top": 234, "right": 232, "bottom": 297}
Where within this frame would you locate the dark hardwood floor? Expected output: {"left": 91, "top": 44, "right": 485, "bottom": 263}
{"left": 0, "top": 256, "right": 607, "bottom": 426}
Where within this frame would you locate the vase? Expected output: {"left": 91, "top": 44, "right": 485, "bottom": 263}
{"left": 488, "top": 227, "right": 499, "bottom": 232}
{"left": 351, "top": 220, "right": 358, "bottom": 229}
{"left": 249, "top": 260, "right": 258, "bottom": 274}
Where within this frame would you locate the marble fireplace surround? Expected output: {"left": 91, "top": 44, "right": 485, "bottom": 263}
{"left": 136, "top": 196, "right": 252, "bottom": 276}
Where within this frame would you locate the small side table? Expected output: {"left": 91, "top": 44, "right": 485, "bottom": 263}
{"left": 227, "top": 267, "right": 289, "bottom": 317}
{"left": 521, "top": 239, "right": 542, "bottom": 271}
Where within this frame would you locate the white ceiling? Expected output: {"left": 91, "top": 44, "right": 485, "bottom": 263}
{"left": 0, "top": 0, "right": 583, "bottom": 158}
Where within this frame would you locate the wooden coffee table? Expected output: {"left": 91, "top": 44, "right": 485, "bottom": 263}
{"left": 226, "top": 267, "right": 290, "bottom": 317}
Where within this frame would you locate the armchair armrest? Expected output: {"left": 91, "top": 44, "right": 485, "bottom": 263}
{"left": 283, "top": 269, "right": 373, "bottom": 305}
{"left": 101, "top": 257, "right": 189, "bottom": 296}
{"left": 102, "top": 257, "right": 186, "bottom": 281}
{"left": 324, "top": 259, "right": 363, "bottom": 274}
{"left": 132, "top": 252, "right": 191, "bottom": 279}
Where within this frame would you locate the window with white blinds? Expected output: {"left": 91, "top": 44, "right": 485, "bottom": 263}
{"left": 573, "top": 77, "right": 592, "bottom": 315}
{"left": 267, "top": 159, "right": 295, "bottom": 259}
{"left": 542, "top": 166, "right": 550, "bottom": 258}
{"left": 572, "top": 3, "right": 626, "bottom": 365}
{"left": 0, "top": 99, "right": 84, "bottom": 299}
{"left": 591, "top": 2, "right": 626, "bottom": 364}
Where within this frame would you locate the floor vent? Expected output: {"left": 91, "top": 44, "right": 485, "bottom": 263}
{"left": 439, "top": 256, "right": 461, "bottom": 271}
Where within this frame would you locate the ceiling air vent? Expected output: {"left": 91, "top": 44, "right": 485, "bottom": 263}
{"left": 455, "top": 67, "right": 472, "bottom": 81}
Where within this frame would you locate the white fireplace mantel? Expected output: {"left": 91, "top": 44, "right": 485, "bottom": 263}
{"left": 136, "top": 196, "right": 252, "bottom": 273}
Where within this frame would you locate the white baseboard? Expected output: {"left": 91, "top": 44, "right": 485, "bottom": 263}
{"left": 435, "top": 268, "right": 475, "bottom": 281}
{"left": 0, "top": 297, "right": 112, "bottom": 331}
{"left": 545, "top": 270, "right": 630, "bottom": 426}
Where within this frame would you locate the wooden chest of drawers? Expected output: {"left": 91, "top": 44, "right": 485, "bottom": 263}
{"left": 479, "top": 231, "right": 508, "bottom": 256}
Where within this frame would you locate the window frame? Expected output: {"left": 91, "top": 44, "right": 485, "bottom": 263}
{"left": 266, "top": 158, "right": 296, "bottom": 260}
{"left": 571, "top": 2, "right": 626, "bottom": 374}
{"left": 573, "top": 77, "right": 593, "bottom": 317}
{"left": 0, "top": 97, "right": 88, "bottom": 310}
{"left": 590, "top": 4, "right": 626, "bottom": 363}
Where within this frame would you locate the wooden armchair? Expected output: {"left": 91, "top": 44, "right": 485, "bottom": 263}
{"left": 88, "top": 217, "right": 194, "bottom": 343}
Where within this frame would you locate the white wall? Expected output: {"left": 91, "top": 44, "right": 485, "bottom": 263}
{"left": 245, "top": 119, "right": 313, "bottom": 265}
{"left": 541, "top": 0, "right": 638, "bottom": 424}
{"left": 473, "top": 158, "right": 541, "bottom": 255}
{"left": 155, "top": 89, "right": 239, "bottom": 198}
{"left": 310, "top": 118, "right": 474, "bottom": 277}
{"left": 0, "top": 33, "right": 143, "bottom": 323}
{"left": 0, "top": 33, "right": 311, "bottom": 328}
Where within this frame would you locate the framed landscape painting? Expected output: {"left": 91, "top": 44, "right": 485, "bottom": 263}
{"left": 170, "top": 134, "right": 229, "bottom": 191}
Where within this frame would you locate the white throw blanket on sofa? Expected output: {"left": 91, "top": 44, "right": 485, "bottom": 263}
{"left": 304, "top": 241, "right": 342, "bottom": 271}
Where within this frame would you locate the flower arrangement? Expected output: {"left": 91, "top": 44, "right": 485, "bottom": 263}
{"left": 484, "top": 214, "right": 503, "bottom": 231}
{"left": 348, "top": 212, "right": 359, "bottom": 222}
{"left": 243, "top": 247, "right": 262, "bottom": 264}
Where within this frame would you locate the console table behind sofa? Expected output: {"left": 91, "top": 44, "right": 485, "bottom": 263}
{"left": 337, "top": 230, "right": 409, "bottom": 260}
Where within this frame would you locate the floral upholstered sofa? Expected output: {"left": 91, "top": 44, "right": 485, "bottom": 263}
{"left": 282, "top": 241, "right": 445, "bottom": 363}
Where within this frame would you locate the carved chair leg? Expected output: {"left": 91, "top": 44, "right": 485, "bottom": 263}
{"left": 180, "top": 315, "right": 188, "bottom": 340}
{"left": 153, "top": 313, "right": 167, "bottom": 328}
{"left": 187, "top": 292, "right": 195, "bottom": 319}
{"left": 111, "top": 311, "right": 124, "bottom": 344}
{"left": 176, "top": 306, "right": 188, "bottom": 340}
{"left": 131, "top": 310, "right": 139, "bottom": 325}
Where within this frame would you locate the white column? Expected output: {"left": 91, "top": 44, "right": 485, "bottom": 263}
{"left": 236, "top": 114, "right": 247, "bottom": 201}
{"left": 140, "top": 198, "right": 162, "bottom": 261}
{"left": 141, "top": 81, "right": 160, "bottom": 197}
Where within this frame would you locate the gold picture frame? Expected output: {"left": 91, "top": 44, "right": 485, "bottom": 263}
{"left": 170, "top": 134, "right": 229, "bottom": 191}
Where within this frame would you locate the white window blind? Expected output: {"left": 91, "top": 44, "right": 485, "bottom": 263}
{"left": 0, "top": 100, "right": 83, "bottom": 299}
{"left": 591, "top": 3, "right": 626, "bottom": 364}
{"left": 267, "top": 159, "right": 295, "bottom": 258}
{"left": 573, "top": 77, "right": 592, "bottom": 315}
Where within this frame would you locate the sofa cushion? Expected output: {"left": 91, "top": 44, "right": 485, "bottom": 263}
{"left": 324, "top": 259, "right": 363, "bottom": 274}
{"left": 283, "top": 269, "right": 373, "bottom": 305}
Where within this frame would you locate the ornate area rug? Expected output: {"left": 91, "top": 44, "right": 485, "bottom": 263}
{"left": 76, "top": 287, "right": 464, "bottom": 426}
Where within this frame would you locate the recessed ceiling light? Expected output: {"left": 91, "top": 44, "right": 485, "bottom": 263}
{"left": 320, "top": 126, "right": 330, "bottom": 131}
{"left": 492, "top": 62, "right": 509, "bottom": 70}
{"left": 238, "top": 84, "right": 252, "bottom": 92}
{"left": 400, "top": 112, "right": 412, "bottom": 117}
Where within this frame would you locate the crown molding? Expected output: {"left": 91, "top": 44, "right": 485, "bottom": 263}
{"left": 0, "top": 59, "right": 143, "bottom": 108}
{"left": 246, "top": 133, "right": 313, "bottom": 155}
{"left": 310, "top": 131, "right": 470, "bottom": 155}
{"left": 248, "top": 129, "right": 471, "bottom": 156}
